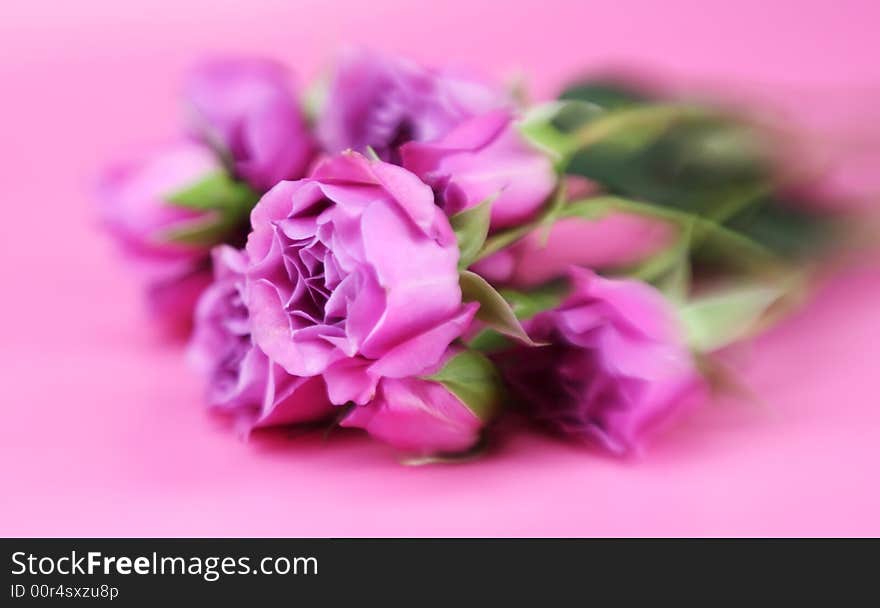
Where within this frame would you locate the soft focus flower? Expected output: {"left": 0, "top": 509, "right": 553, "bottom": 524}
{"left": 184, "top": 57, "right": 315, "bottom": 191}
{"left": 317, "top": 49, "right": 507, "bottom": 161}
{"left": 497, "top": 268, "right": 704, "bottom": 454}
{"left": 341, "top": 355, "right": 485, "bottom": 455}
{"left": 401, "top": 110, "right": 556, "bottom": 229}
{"left": 245, "top": 152, "right": 476, "bottom": 406}
{"left": 188, "top": 246, "right": 335, "bottom": 429}
{"left": 471, "top": 213, "right": 673, "bottom": 288}
{"left": 98, "top": 139, "right": 228, "bottom": 327}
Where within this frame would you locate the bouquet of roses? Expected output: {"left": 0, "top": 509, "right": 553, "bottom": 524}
{"left": 98, "top": 50, "right": 859, "bottom": 460}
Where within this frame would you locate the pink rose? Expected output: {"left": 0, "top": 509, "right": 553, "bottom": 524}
{"left": 498, "top": 268, "right": 704, "bottom": 454}
{"left": 188, "top": 246, "right": 335, "bottom": 430}
{"left": 317, "top": 49, "right": 506, "bottom": 161}
{"left": 401, "top": 110, "right": 556, "bottom": 229}
{"left": 98, "top": 139, "right": 226, "bottom": 328}
{"left": 184, "top": 57, "right": 315, "bottom": 191}
{"left": 244, "top": 152, "right": 476, "bottom": 406}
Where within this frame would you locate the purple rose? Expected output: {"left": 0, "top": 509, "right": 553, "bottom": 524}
{"left": 184, "top": 57, "right": 315, "bottom": 191}
{"left": 316, "top": 49, "right": 507, "bottom": 161}
{"left": 341, "top": 364, "right": 482, "bottom": 455}
{"left": 98, "top": 139, "right": 224, "bottom": 328}
{"left": 401, "top": 110, "right": 556, "bottom": 229}
{"left": 244, "top": 152, "right": 476, "bottom": 406}
{"left": 498, "top": 268, "right": 704, "bottom": 454}
{"left": 188, "top": 246, "right": 335, "bottom": 429}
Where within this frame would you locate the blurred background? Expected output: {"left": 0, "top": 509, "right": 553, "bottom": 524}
{"left": 1, "top": 0, "right": 878, "bottom": 536}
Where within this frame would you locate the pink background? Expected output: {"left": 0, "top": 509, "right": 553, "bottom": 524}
{"left": 1, "top": 0, "right": 879, "bottom": 536}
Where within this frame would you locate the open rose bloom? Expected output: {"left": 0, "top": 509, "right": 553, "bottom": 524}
{"left": 244, "top": 153, "right": 476, "bottom": 405}
{"left": 497, "top": 269, "right": 705, "bottom": 454}
{"left": 98, "top": 50, "right": 850, "bottom": 460}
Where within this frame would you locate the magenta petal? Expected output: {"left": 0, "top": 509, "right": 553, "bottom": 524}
{"left": 243, "top": 152, "right": 471, "bottom": 407}
{"left": 341, "top": 376, "right": 482, "bottom": 454}
{"left": 475, "top": 214, "right": 673, "bottom": 288}
{"left": 253, "top": 371, "right": 335, "bottom": 428}
{"left": 323, "top": 358, "right": 377, "bottom": 405}
{"left": 316, "top": 48, "right": 507, "bottom": 159}
{"left": 247, "top": 279, "right": 342, "bottom": 376}
{"left": 565, "top": 268, "right": 681, "bottom": 344}
{"left": 184, "top": 56, "right": 314, "bottom": 190}
{"left": 357, "top": 199, "right": 461, "bottom": 357}
{"left": 401, "top": 111, "right": 556, "bottom": 230}
{"left": 502, "top": 271, "right": 704, "bottom": 455}
{"left": 369, "top": 304, "right": 478, "bottom": 378}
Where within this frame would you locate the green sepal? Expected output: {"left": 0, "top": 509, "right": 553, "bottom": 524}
{"left": 161, "top": 214, "right": 230, "bottom": 247}
{"left": 424, "top": 350, "right": 504, "bottom": 422}
{"left": 163, "top": 170, "right": 259, "bottom": 247}
{"left": 451, "top": 195, "right": 495, "bottom": 269}
{"left": 167, "top": 170, "right": 259, "bottom": 212}
{"left": 466, "top": 284, "right": 566, "bottom": 354}
{"left": 460, "top": 271, "right": 539, "bottom": 346}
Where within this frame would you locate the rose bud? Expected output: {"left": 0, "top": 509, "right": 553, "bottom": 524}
{"left": 342, "top": 350, "right": 502, "bottom": 456}
{"left": 188, "top": 246, "right": 334, "bottom": 430}
{"left": 98, "top": 139, "right": 257, "bottom": 330}
{"left": 184, "top": 57, "right": 315, "bottom": 191}
{"left": 316, "top": 48, "right": 507, "bottom": 162}
{"left": 497, "top": 268, "right": 705, "bottom": 455}
{"left": 401, "top": 110, "right": 557, "bottom": 230}
{"left": 244, "top": 152, "right": 477, "bottom": 406}
{"left": 471, "top": 212, "right": 674, "bottom": 288}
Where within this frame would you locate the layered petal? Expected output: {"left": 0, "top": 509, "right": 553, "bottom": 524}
{"left": 401, "top": 110, "right": 556, "bottom": 229}
{"left": 341, "top": 376, "right": 483, "bottom": 455}
{"left": 244, "top": 153, "right": 471, "bottom": 404}
{"left": 498, "top": 268, "right": 704, "bottom": 454}
{"left": 185, "top": 57, "right": 315, "bottom": 190}
{"left": 317, "top": 48, "right": 507, "bottom": 161}
{"left": 188, "top": 246, "right": 335, "bottom": 429}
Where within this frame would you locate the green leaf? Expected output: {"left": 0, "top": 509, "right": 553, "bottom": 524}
{"left": 167, "top": 170, "right": 259, "bottom": 212}
{"left": 559, "top": 78, "right": 654, "bottom": 110}
{"left": 560, "top": 195, "right": 785, "bottom": 276}
{"left": 425, "top": 350, "right": 503, "bottom": 422}
{"left": 459, "top": 271, "right": 538, "bottom": 346}
{"left": 678, "top": 282, "right": 790, "bottom": 352}
{"left": 652, "top": 249, "right": 692, "bottom": 305}
{"left": 518, "top": 100, "right": 603, "bottom": 161}
{"left": 450, "top": 196, "right": 494, "bottom": 269}
{"left": 723, "top": 197, "right": 836, "bottom": 259}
